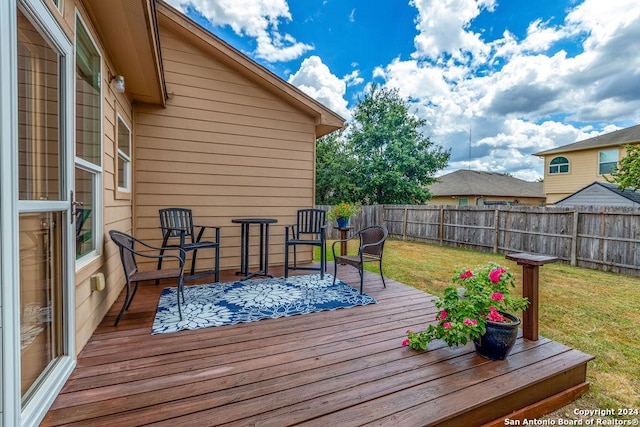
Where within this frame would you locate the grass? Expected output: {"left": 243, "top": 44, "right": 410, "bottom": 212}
{"left": 319, "top": 238, "right": 640, "bottom": 411}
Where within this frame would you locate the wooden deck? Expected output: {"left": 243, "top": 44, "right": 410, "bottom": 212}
{"left": 42, "top": 265, "right": 593, "bottom": 426}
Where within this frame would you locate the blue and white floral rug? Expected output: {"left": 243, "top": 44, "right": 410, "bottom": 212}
{"left": 151, "top": 274, "right": 377, "bottom": 334}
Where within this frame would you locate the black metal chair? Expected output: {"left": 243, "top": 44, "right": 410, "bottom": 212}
{"left": 284, "top": 209, "right": 327, "bottom": 279}
{"left": 332, "top": 225, "right": 388, "bottom": 294}
{"left": 75, "top": 207, "right": 92, "bottom": 256}
{"left": 158, "top": 208, "right": 220, "bottom": 283}
{"left": 109, "top": 230, "right": 186, "bottom": 326}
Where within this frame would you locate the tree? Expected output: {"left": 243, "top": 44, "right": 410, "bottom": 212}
{"left": 315, "top": 130, "right": 360, "bottom": 204}
{"left": 607, "top": 144, "right": 640, "bottom": 190}
{"left": 348, "top": 85, "right": 450, "bottom": 204}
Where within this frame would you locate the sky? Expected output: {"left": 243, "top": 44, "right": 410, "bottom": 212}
{"left": 165, "top": 0, "right": 640, "bottom": 181}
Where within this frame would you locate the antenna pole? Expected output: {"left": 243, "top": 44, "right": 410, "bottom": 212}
{"left": 468, "top": 125, "right": 472, "bottom": 170}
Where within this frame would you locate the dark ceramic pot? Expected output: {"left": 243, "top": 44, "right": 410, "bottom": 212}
{"left": 473, "top": 311, "right": 520, "bottom": 360}
{"left": 336, "top": 217, "right": 350, "bottom": 228}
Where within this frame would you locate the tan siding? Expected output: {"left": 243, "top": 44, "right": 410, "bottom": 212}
{"left": 136, "top": 123, "right": 309, "bottom": 152}
{"left": 543, "top": 148, "right": 619, "bottom": 204}
{"left": 133, "top": 25, "right": 318, "bottom": 272}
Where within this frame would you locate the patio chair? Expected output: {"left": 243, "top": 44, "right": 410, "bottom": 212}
{"left": 284, "top": 208, "right": 327, "bottom": 279}
{"left": 109, "top": 230, "right": 186, "bottom": 326}
{"left": 332, "top": 225, "right": 388, "bottom": 294}
{"left": 158, "top": 207, "right": 220, "bottom": 283}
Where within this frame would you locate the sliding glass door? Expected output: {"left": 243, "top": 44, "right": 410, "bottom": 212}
{"left": 15, "top": 2, "right": 74, "bottom": 425}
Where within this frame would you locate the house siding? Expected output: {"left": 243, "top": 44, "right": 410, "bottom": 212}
{"left": 133, "top": 25, "right": 319, "bottom": 272}
{"left": 541, "top": 141, "right": 640, "bottom": 205}
{"left": 543, "top": 148, "right": 620, "bottom": 204}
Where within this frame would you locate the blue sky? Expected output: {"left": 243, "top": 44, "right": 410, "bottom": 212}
{"left": 166, "top": 0, "right": 640, "bottom": 181}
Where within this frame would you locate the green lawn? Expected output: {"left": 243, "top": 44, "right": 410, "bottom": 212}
{"left": 320, "top": 238, "right": 640, "bottom": 411}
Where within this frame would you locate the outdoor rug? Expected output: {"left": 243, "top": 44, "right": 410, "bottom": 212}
{"left": 151, "top": 273, "right": 378, "bottom": 334}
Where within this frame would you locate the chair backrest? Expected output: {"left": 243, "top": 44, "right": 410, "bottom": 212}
{"left": 75, "top": 207, "right": 91, "bottom": 238}
{"left": 109, "top": 230, "right": 138, "bottom": 279}
{"left": 295, "top": 209, "right": 326, "bottom": 238}
{"left": 359, "top": 225, "right": 388, "bottom": 257}
{"left": 159, "top": 208, "right": 195, "bottom": 243}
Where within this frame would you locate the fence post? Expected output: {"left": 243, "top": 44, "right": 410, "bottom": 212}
{"left": 493, "top": 209, "right": 500, "bottom": 253}
{"left": 571, "top": 211, "right": 579, "bottom": 266}
{"left": 402, "top": 206, "right": 408, "bottom": 240}
{"left": 439, "top": 207, "right": 445, "bottom": 246}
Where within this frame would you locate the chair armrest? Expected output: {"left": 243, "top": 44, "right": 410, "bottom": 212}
{"left": 160, "top": 226, "right": 187, "bottom": 247}
{"left": 194, "top": 225, "right": 221, "bottom": 243}
{"left": 194, "top": 224, "right": 220, "bottom": 231}
{"left": 331, "top": 234, "right": 358, "bottom": 257}
{"left": 361, "top": 237, "right": 386, "bottom": 251}
{"left": 284, "top": 224, "right": 297, "bottom": 241}
{"left": 130, "top": 240, "right": 186, "bottom": 267}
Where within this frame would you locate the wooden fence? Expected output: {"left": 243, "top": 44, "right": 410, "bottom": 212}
{"left": 318, "top": 204, "right": 640, "bottom": 277}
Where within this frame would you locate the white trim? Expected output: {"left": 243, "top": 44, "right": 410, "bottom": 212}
{"left": 74, "top": 10, "right": 104, "bottom": 268}
{"left": 116, "top": 113, "right": 132, "bottom": 192}
{"left": 598, "top": 148, "right": 618, "bottom": 176}
{"left": 3, "top": 1, "right": 76, "bottom": 426}
{"left": 1, "top": 0, "right": 20, "bottom": 424}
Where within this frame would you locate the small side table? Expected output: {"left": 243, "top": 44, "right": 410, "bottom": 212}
{"left": 232, "top": 218, "right": 277, "bottom": 280}
{"left": 333, "top": 226, "right": 353, "bottom": 256}
{"left": 505, "top": 252, "right": 559, "bottom": 341}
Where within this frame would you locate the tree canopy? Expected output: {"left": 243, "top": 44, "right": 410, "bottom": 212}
{"left": 607, "top": 144, "right": 640, "bottom": 190}
{"left": 316, "top": 85, "right": 450, "bottom": 205}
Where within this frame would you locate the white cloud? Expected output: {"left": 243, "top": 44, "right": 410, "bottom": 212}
{"left": 409, "top": 0, "right": 494, "bottom": 64}
{"left": 287, "top": 56, "right": 352, "bottom": 120}
{"left": 376, "top": 0, "right": 640, "bottom": 180}
{"left": 349, "top": 9, "right": 356, "bottom": 23}
{"left": 165, "top": 0, "right": 312, "bottom": 62}
{"left": 343, "top": 70, "right": 364, "bottom": 87}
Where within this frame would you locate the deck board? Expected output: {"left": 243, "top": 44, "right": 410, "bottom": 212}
{"left": 42, "top": 265, "right": 592, "bottom": 426}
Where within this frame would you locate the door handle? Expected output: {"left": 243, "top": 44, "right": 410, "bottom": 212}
{"left": 70, "top": 190, "right": 84, "bottom": 224}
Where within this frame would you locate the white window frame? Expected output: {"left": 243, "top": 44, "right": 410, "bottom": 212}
{"left": 74, "top": 11, "right": 103, "bottom": 270}
{"left": 598, "top": 149, "right": 618, "bottom": 176}
{"left": 549, "top": 156, "right": 570, "bottom": 174}
{"left": 116, "top": 113, "right": 131, "bottom": 194}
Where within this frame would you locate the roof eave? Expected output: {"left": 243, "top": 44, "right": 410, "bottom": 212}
{"left": 83, "top": 0, "right": 167, "bottom": 106}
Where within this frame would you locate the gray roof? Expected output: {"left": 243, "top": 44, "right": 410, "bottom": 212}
{"left": 534, "top": 123, "right": 640, "bottom": 156}
{"left": 428, "top": 170, "right": 545, "bottom": 198}
{"left": 556, "top": 181, "right": 640, "bottom": 205}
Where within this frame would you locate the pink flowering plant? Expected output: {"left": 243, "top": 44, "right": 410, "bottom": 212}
{"left": 403, "top": 262, "right": 529, "bottom": 350}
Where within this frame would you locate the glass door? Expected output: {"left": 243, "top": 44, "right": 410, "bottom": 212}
{"left": 16, "top": 3, "right": 74, "bottom": 418}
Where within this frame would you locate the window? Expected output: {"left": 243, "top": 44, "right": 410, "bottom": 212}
{"left": 599, "top": 149, "right": 618, "bottom": 175}
{"left": 458, "top": 198, "right": 468, "bottom": 206}
{"left": 75, "top": 15, "right": 101, "bottom": 261}
{"left": 116, "top": 115, "right": 131, "bottom": 193}
{"left": 549, "top": 156, "right": 569, "bottom": 174}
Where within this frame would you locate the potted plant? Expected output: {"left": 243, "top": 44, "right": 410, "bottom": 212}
{"left": 327, "top": 202, "right": 361, "bottom": 228}
{"left": 402, "top": 262, "right": 529, "bottom": 360}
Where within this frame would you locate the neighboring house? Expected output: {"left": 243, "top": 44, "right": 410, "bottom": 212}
{"left": 427, "top": 170, "right": 546, "bottom": 206}
{"left": 534, "top": 124, "right": 640, "bottom": 204}
{"left": 555, "top": 182, "right": 640, "bottom": 207}
{"left": 0, "top": 1, "right": 343, "bottom": 425}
